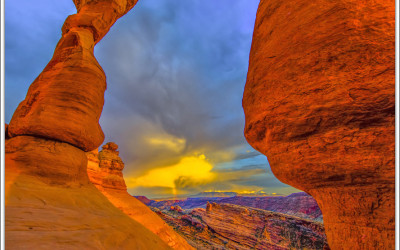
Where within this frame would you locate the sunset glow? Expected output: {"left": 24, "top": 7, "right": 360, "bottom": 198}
{"left": 128, "top": 154, "right": 216, "bottom": 196}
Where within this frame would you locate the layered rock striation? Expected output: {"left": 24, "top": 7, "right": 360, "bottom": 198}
{"left": 5, "top": 1, "right": 171, "bottom": 249}
{"left": 87, "top": 142, "right": 193, "bottom": 249}
{"left": 141, "top": 192, "right": 322, "bottom": 222}
{"left": 156, "top": 202, "right": 329, "bottom": 249}
{"left": 243, "top": 0, "right": 395, "bottom": 249}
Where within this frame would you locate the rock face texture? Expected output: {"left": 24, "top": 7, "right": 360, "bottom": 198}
{"left": 87, "top": 142, "right": 193, "bottom": 249}
{"left": 156, "top": 203, "right": 329, "bottom": 249}
{"left": 6, "top": 1, "right": 171, "bottom": 249}
{"left": 8, "top": 0, "right": 137, "bottom": 151}
{"left": 243, "top": 0, "right": 395, "bottom": 249}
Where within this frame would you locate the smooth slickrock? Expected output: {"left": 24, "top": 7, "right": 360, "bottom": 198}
{"left": 156, "top": 202, "right": 329, "bottom": 250}
{"left": 243, "top": 0, "right": 395, "bottom": 249}
{"left": 87, "top": 142, "right": 193, "bottom": 249}
{"left": 5, "top": 136, "right": 170, "bottom": 249}
{"left": 8, "top": 0, "right": 138, "bottom": 152}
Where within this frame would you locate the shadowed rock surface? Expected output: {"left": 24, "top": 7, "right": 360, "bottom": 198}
{"left": 5, "top": 1, "right": 171, "bottom": 249}
{"left": 87, "top": 142, "right": 193, "bottom": 249}
{"left": 243, "top": 0, "right": 395, "bottom": 249}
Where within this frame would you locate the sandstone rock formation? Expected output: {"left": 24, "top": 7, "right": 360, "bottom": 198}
{"left": 5, "top": 1, "right": 171, "bottom": 249}
{"left": 8, "top": 0, "right": 137, "bottom": 151}
{"left": 5, "top": 136, "right": 170, "bottom": 249}
{"left": 87, "top": 142, "right": 193, "bottom": 249}
{"left": 243, "top": 0, "right": 395, "bottom": 249}
{"left": 156, "top": 202, "right": 329, "bottom": 249}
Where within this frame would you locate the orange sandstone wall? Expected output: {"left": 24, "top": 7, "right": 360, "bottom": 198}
{"left": 243, "top": 0, "right": 395, "bottom": 249}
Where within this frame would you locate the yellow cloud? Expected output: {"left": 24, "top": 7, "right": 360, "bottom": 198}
{"left": 146, "top": 135, "right": 186, "bottom": 153}
{"left": 128, "top": 154, "right": 216, "bottom": 196}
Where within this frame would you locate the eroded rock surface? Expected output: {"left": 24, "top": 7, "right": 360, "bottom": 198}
{"left": 243, "top": 0, "right": 395, "bottom": 249}
{"left": 8, "top": 0, "right": 137, "bottom": 151}
{"left": 6, "top": 1, "right": 171, "bottom": 249}
{"left": 87, "top": 142, "right": 193, "bottom": 249}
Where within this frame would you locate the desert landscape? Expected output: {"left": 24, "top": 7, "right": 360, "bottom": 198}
{"left": 3, "top": 0, "right": 395, "bottom": 249}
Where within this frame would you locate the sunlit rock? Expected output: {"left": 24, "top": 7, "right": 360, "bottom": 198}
{"left": 8, "top": 0, "right": 139, "bottom": 152}
{"left": 87, "top": 142, "right": 193, "bottom": 249}
{"left": 243, "top": 0, "right": 395, "bottom": 248}
{"left": 5, "top": 136, "right": 169, "bottom": 249}
{"left": 5, "top": 1, "right": 171, "bottom": 249}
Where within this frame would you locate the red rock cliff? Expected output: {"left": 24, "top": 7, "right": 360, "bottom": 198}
{"left": 87, "top": 142, "right": 193, "bottom": 249}
{"left": 243, "top": 0, "right": 395, "bottom": 249}
{"left": 5, "top": 1, "right": 170, "bottom": 249}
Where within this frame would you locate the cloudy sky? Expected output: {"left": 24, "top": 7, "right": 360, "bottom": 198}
{"left": 5, "top": 0, "right": 299, "bottom": 198}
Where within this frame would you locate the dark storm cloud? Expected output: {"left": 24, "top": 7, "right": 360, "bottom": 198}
{"left": 95, "top": 0, "right": 261, "bottom": 174}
